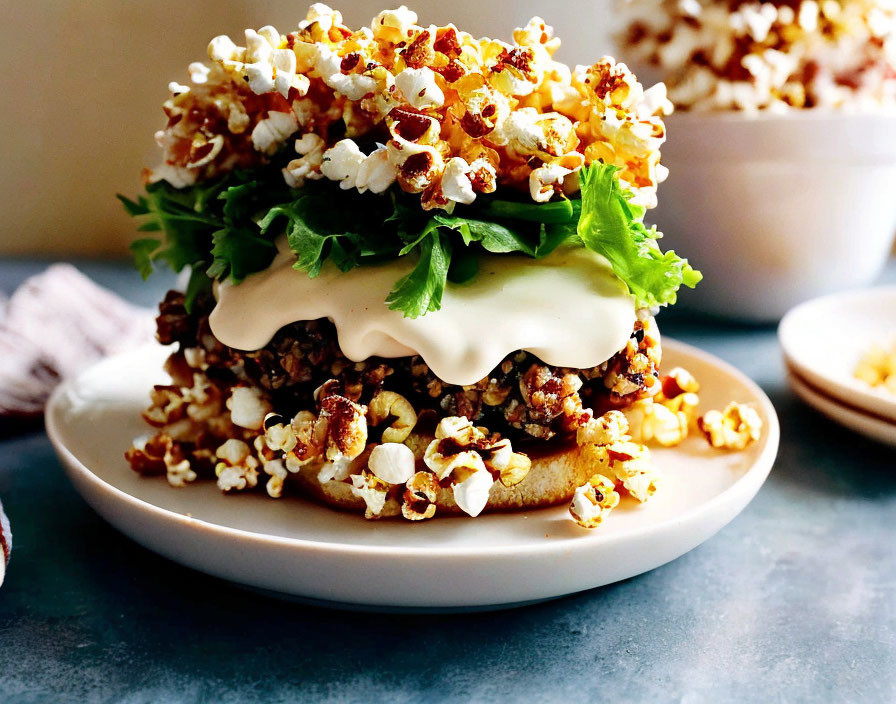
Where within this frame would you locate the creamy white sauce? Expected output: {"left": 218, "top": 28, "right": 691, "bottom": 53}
{"left": 210, "top": 239, "right": 636, "bottom": 386}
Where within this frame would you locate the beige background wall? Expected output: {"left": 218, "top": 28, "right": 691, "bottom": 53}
{"left": 0, "top": 1, "right": 613, "bottom": 256}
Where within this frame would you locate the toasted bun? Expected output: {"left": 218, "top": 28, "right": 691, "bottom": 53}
{"left": 294, "top": 435, "right": 594, "bottom": 518}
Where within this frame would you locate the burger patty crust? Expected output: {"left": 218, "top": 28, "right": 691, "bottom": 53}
{"left": 154, "top": 290, "right": 661, "bottom": 447}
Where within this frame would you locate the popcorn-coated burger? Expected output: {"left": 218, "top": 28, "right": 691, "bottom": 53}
{"left": 122, "top": 5, "right": 702, "bottom": 527}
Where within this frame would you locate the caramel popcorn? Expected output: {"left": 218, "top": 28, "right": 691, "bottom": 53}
{"left": 618, "top": 0, "right": 896, "bottom": 112}
{"left": 625, "top": 398, "right": 689, "bottom": 446}
{"left": 576, "top": 410, "right": 659, "bottom": 502}
{"left": 368, "top": 390, "right": 418, "bottom": 442}
{"left": 214, "top": 438, "right": 261, "bottom": 492}
{"left": 698, "top": 402, "right": 763, "bottom": 450}
{"left": 625, "top": 366, "right": 700, "bottom": 446}
{"left": 149, "top": 4, "right": 670, "bottom": 209}
{"left": 402, "top": 470, "right": 439, "bottom": 520}
{"left": 569, "top": 474, "right": 620, "bottom": 528}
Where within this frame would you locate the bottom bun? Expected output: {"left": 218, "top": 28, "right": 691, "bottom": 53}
{"left": 294, "top": 435, "right": 595, "bottom": 518}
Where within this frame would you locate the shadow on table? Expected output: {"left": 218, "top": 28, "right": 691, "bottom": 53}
{"left": 763, "top": 386, "right": 896, "bottom": 499}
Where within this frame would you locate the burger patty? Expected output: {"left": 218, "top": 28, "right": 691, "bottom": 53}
{"left": 155, "top": 290, "right": 661, "bottom": 446}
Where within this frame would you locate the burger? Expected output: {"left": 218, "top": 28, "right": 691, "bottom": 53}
{"left": 121, "top": 5, "right": 702, "bottom": 528}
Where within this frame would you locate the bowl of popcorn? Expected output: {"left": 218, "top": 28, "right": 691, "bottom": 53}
{"left": 618, "top": 0, "right": 896, "bottom": 320}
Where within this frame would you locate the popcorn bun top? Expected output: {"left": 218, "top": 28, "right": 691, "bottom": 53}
{"left": 149, "top": 4, "right": 671, "bottom": 210}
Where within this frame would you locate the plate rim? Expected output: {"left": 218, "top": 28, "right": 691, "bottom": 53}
{"left": 788, "top": 369, "right": 896, "bottom": 446}
{"left": 779, "top": 285, "right": 896, "bottom": 422}
{"left": 46, "top": 337, "right": 780, "bottom": 560}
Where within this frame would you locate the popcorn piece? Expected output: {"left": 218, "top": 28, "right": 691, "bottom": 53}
{"left": 625, "top": 398, "right": 689, "bottom": 447}
{"left": 166, "top": 456, "right": 198, "bottom": 488}
{"left": 372, "top": 6, "right": 420, "bottom": 44}
{"left": 251, "top": 111, "right": 299, "bottom": 154}
{"left": 320, "top": 139, "right": 366, "bottom": 189}
{"left": 350, "top": 470, "right": 390, "bottom": 519}
{"left": 576, "top": 409, "right": 629, "bottom": 446}
{"left": 263, "top": 412, "right": 297, "bottom": 453}
{"left": 215, "top": 438, "right": 260, "bottom": 492}
{"left": 262, "top": 456, "right": 289, "bottom": 498}
{"left": 368, "top": 390, "right": 418, "bottom": 442}
{"left": 569, "top": 474, "right": 620, "bottom": 528}
{"left": 319, "top": 393, "right": 368, "bottom": 461}
{"left": 402, "top": 470, "right": 438, "bottom": 521}
{"left": 698, "top": 402, "right": 763, "bottom": 451}
{"left": 452, "top": 465, "right": 494, "bottom": 518}
{"left": 529, "top": 163, "right": 572, "bottom": 203}
{"left": 368, "top": 442, "right": 416, "bottom": 484}
{"left": 395, "top": 67, "right": 445, "bottom": 109}
{"left": 440, "top": 157, "right": 477, "bottom": 205}
{"left": 356, "top": 146, "right": 398, "bottom": 193}
{"left": 283, "top": 133, "right": 326, "bottom": 188}
{"left": 227, "top": 386, "right": 272, "bottom": 430}
{"left": 497, "top": 447, "right": 532, "bottom": 487}
{"left": 388, "top": 135, "right": 444, "bottom": 192}
{"left": 125, "top": 434, "right": 170, "bottom": 477}
{"left": 601, "top": 440, "right": 658, "bottom": 502}
{"left": 314, "top": 45, "right": 378, "bottom": 100}
{"left": 283, "top": 410, "right": 326, "bottom": 468}
{"left": 253, "top": 435, "right": 290, "bottom": 498}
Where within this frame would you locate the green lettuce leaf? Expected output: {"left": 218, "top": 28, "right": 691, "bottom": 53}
{"left": 385, "top": 228, "right": 451, "bottom": 318}
{"left": 577, "top": 164, "right": 701, "bottom": 308}
{"left": 121, "top": 158, "right": 700, "bottom": 318}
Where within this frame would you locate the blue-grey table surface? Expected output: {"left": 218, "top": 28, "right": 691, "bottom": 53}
{"left": 0, "top": 257, "right": 894, "bottom": 704}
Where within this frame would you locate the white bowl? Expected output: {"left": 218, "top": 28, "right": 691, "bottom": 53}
{"left": 653, "top": 111, "right": 896, "bottom": 321}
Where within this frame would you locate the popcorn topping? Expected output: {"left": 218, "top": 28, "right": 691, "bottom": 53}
{"left": 148, "top": 4, "right": 670, "bottom": 209}
{"left": 368, "top": 390, "right": 418, "bottom": 442}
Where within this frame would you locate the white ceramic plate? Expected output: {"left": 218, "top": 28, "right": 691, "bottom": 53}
{"left": 46, "top": 339, "right": 779, "bottom": 610}
{"left": 779, "top": 286, "right": 896, "bottom": 423}
{"left": 788, "top": 371, "right": 896, "bottom": 447}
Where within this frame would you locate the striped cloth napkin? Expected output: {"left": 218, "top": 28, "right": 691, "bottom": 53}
{"left": 0, "top": 264, "right": 155, "bottom": 586}
{"left": 0, "top": 264, "right": 153, "bottom": 428}
{"left": 0, "top": 501, "right": 9, "bottom": 587}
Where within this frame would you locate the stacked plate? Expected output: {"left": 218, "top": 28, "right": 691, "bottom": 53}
{"left": 779, "top": 286, "right": 896, "bottom": 446}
